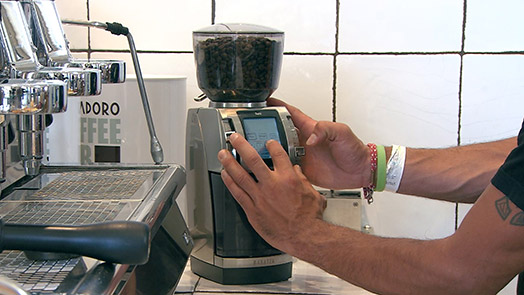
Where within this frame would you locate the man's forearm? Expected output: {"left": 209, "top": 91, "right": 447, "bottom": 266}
{"left": 392, "top": 138, "right": 515, "bottom": 203}
{"left": 288, "top": 219, "right": 496, "bottom": 295}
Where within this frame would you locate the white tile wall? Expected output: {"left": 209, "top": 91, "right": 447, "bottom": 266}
{"left": 336, "top": 55, "right": 460, "bottom": 146}
{"left": 461, "top": 55, "right": 524, "bottom": 144}
{"left": 88, "top": 0, "right": 211, "bottom": 52}
{"left": 339, "top": 0, "right": 463, "bottom": 52}
{"left": 273, "top": 55, "right": 334, "bottom": 122}
{"left": 465, "top": 0, "right": 524, "bottom": 52}
{"left": 52, "top": 1, "right": 524, "bottom": 293}
{"left": 215, "top": 0, "right": 336, "bottom": 53}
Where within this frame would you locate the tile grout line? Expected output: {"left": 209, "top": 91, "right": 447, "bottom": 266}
{"left": 86, "top": 0, "right": 91, "bottom": 59}
{"left": 332, "top": 0, "right": 340, "bottom": 123}
{"left": 71, "top": 49, "right": 524, "bottom": 56}
{"left": 454, "top": 0, "right": 468, "bottom": 232}
{"left": 211, "top": 0, "right": 215, "bottom": 25}
{"left": 458, "top": 0, "right": 468, "bottom": 148}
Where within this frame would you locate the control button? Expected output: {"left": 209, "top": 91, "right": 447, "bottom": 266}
{"left": 225, "top": 131, "right": 236, "bottom": 150}
{"left": 295, "top": 146, "right": 305, "bottom": 157}
{"left": 225, "top": 131, "right": 235, "bottom": 139}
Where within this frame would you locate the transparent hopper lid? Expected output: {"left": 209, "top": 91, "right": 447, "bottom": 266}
{"left": 193, "top": 23, "right": 284, "bottom": 103}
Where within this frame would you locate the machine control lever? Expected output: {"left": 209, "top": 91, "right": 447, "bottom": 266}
{"left": 0, "top": 220, "right": 150, "bottom": 265}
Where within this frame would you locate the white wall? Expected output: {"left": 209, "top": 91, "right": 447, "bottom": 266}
{"left": 55, "top": 0, "right": 524, "bottom": 293}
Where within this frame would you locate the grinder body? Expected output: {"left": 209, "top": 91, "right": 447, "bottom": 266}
{"left": 186, "top": 106, "right": 303, "bottom": 284}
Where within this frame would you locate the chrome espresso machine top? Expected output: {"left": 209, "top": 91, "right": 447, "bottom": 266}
{"left": 186, "top": 23, "right": 304, "bottom": 285}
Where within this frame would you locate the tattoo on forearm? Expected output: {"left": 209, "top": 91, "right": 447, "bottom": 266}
{"left": 495, "top": 196, "right": 524, "bottom": 226}
{"left": 495, "top": 196, "right": 512, "bottom": 221}
{"left": 511, "top": 212, "right": 524, "bottom": 226}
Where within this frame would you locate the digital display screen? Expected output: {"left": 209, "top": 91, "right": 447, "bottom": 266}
{"left": 242, "top": 117, "right": 281, "bottom": 159}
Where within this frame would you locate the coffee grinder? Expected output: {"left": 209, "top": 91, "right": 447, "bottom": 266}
{"left": 186, "top": 23, "right": 304, "bottom": 284}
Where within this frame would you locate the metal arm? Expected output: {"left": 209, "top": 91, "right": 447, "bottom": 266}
{"left": 62, "top": 19, "right": 164, "bottom": 164}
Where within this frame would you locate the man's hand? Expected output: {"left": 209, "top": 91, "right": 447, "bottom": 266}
{"left": 268, "top": 98, "right": 370, "bottom": 189}
{"left": 218, "top": 132, "right": 326, "bottom": 253}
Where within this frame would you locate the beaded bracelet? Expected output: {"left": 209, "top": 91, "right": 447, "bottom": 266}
{"left": 363, "top": 143, "right": 386, "bottom": 204}
{"left": 363, "top": 143, "right": 377, "bottom": 204}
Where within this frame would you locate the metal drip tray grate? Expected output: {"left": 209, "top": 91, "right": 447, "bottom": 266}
{"left": 0, "top": 251, "right": 80, "bottom": 293}
{"left": 27, "top": 170, "right": 153, "bottom": 201}
{"left": 0, "top": 201, "right": 130, "bottom": 225}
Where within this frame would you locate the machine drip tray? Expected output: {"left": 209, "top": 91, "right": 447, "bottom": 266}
{"left": 0, "top": 164, "right": 188, "bottom": 294}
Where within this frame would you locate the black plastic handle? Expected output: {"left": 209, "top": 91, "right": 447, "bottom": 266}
{"left": 0, "top": 221, "right": 150, "bottom": 265}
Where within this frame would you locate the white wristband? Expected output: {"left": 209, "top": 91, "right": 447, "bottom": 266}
{"left": 385, "top": 145, "right": 406, "bottom": 192}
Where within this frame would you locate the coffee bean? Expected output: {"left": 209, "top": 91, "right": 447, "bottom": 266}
{"left": 195, "top": 35, "right": 283, "bottom": 102}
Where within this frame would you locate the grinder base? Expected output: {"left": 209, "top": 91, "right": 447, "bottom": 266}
{"left": 190, "top": 256, "right": 292, "bottom": 285}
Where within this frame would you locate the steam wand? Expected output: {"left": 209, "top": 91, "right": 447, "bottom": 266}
{"left": 62, "top": 20, "right": 164, "bottom": 164}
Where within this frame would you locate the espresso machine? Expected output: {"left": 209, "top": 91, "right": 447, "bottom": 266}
{"left": 186, "top": 23, "right": 304, "bottom": 285}
{"left": 0, "top": 1, "right": 191, "bottom": 294}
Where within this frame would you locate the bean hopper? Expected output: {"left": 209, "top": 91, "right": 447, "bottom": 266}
{"left": 186, "top": 23, "right": 304, "bottom": 284}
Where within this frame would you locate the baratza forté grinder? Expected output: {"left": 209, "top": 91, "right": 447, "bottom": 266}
{"left": 186, "top": 23, "right": 305, "bottom": 284}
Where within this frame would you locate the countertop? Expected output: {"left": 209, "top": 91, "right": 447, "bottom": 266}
{"left": 174, "top": 258, "right": 374, "bottom": 295}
